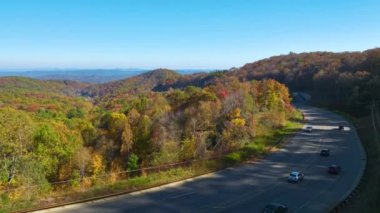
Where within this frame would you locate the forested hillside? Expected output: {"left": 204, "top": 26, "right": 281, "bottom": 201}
{"left": 234, "top": 48, "right": 380, "bottom": 115}
{"left": 0, "top": 78, "right": 94, "bottom": 188}
{"left": 0, "top": 77, "right": 88, "bottom": 95}
{"left": 127, "top": 49, "right": 380, "bottom": 117}
{"left": 82, "top": 69, "right": 181, "bottom": 98}
{"left": 0, "top": 72, "right": 298, "bottom": 210}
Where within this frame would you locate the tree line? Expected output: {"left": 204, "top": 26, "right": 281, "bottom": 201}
{"left": 235, "top": 48, "right": 380, "bottom": 116}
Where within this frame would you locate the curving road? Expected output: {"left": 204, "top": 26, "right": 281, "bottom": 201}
{"left": 39, "top": 106, "right": 366, "bottom": 213}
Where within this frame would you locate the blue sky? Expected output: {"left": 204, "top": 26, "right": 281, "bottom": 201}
{"left": 0, "top": 0, "right": 379, "bottom": 70}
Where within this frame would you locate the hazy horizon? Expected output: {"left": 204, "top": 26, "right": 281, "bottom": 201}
{"left": 0, "top": 67, "right": 215, "bottom": 72}
{"left": 1, "top": 47, "right": 378, "bottom": 72}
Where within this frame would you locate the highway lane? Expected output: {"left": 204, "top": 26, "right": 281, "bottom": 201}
{"left": 40, "top": 106, "right": 366, "bottom": 213}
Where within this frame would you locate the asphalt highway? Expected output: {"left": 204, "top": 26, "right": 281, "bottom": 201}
{"left": 40, "top": 106, "right": 366, "bottom": 213}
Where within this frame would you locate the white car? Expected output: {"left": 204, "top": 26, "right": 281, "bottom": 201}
{"left": 305, "top": 126, "right": 313, "bottom": 133}
{"left": 287, "top": 171, "right": 304, "bottom": 183}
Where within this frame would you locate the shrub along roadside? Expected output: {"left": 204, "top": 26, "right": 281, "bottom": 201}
{"left": 3, "top": 120, "right": 301, "bottom": 213}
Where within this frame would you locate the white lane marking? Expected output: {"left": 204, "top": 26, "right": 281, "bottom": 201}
{"left": 191, "top": 182, "right": 284, "bottom": 213}
{"left": 292, "top": 171, "right": 342, "bottom": 212}
{"left": 168, "top": 192, "right": 196, "bottom": 199}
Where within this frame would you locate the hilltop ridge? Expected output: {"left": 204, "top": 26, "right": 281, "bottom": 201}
{"left": 82, "top": 68, "right": 181, "bottom": 97}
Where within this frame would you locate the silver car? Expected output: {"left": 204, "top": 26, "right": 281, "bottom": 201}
{"left": 287, "top": 171, "right": 304, "bottom": 183}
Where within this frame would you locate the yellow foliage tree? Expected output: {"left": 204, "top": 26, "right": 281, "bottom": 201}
{"left": 91, "top": 153, "right": 104, "bottom": 177}
{"left": 179, "top": 137, "right": 196, "bottom": 161}
{"left": 229, "top": 107, "right": 246, "bottom": 126}
{"left": 231, "top": 108, "right": 242, "bottom": 118}
{"left": 232, "top": 118, "right": 246, "bottom": 126}
{"left": 120, "top": 121, "right": 133, "bottom": 155}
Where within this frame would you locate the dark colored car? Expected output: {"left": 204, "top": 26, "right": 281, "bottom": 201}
{"left": 328, "top": 165, "right": 341, "bottom": 174}
{"left": 320, "top": 149, "right": 330, "bottom": 156}
{"left": 338, "top": 125, "right": 344, "bottom": 131}
{"left": 262, "top": 203, "right": 288, "bottom": 213}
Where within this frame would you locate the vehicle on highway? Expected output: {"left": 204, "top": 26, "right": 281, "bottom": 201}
{"left": 287, "top": 171, "right": 304, "bottom": 183}
{"left": 328, "top": 165, "right": 341, "bottom": 174}
{"left": 338, "top": 125, "right": 344, "bottom": 131}
{"left": 262, "top": 203, "right": 288, "bottom": 213}
{"left": 320, "top": 149, "right": 330, "bottom": 156}
{"left": 305, "top": 125, "right": 313, "bottom": 133}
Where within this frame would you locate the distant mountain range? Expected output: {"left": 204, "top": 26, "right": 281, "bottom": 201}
{"left": 0, "top": 68, "right": 212, "bottom": 83}
{"left": 1, "top": 48, "right": 379, "bottom": 116}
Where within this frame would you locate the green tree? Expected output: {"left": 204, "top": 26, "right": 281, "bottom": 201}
{"left": 134, "top": 115, "right": 152, "bottom": 161}
{"left": 0, "top": 108, "right": 34, "bottom": 186}
{"left": 127, "top": 153, "right": 139, "bottom": 171}
{"left": 67, "top": 107, "right": 85, "bottom": 119}
{"left": 152, "top": 141, "right": 179, "bottom": 166}
{"left": 106, "top": 112, "right": 128, "bottom": 138}
{"left": 33, "top": 125, "right": 77, "bottom": 180}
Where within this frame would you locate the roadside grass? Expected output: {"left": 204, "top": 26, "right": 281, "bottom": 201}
{"left": 223, "top": 120, "right": 302, "bottom": 166}
{"left": 330, "top": 109, "right": 358, "bottom": 124}
{"left": 3, "top": 120, "right": 301, "bottom": 213}
{"left": 345, "top": 116, "right": 380, "bottom": 213}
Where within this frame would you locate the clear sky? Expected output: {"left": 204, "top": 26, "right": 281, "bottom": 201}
{"left": 0, "top": 0, "right": 379, "bottom": 70}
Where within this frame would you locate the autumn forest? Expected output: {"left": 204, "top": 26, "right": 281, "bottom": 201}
{"left": 0, "top": 67, "right": 299, "bottom": 210}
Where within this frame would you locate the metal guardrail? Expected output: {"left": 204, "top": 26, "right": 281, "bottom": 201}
{"left": 5, "top": 149, "right": 264, "bottom": 212}
{"left": 3, "top": 159, "right": 202, "bottom": 213}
